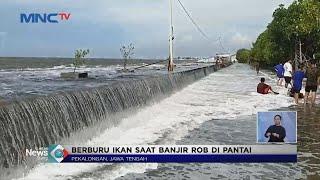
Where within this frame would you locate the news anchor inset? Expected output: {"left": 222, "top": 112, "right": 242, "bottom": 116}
{"left": 257, "top": 111, "right": 297, "bottom": 143}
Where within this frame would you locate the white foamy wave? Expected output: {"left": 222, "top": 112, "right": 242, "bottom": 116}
{"left": 50, "top": 65, "right": 70, "bottom": 70}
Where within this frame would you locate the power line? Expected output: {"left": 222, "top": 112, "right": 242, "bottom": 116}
{"left": 218, "top": 36, "right": 227, "bottom": 53}
{"left": 176, "top": 0, "right": 220, "bottom": 46}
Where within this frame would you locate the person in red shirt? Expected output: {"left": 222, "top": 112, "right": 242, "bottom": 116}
{"left": 257, "top": 78, "right": 276, "bottom": 94}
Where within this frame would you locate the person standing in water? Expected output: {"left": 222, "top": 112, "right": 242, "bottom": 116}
{"left": 292, "top": 65, "right": 305, "bottom": 104}
{"left": 304, "top": 60, "right": 320, "bottom": 106}
{"left": 283, "top": 59, "right": 293, "bottom": 88}
{"left": 256, "top": 62, "right": 260, "bottom": 75}
{"left": 274, "top": 63, "right": 284, "bottom": 86}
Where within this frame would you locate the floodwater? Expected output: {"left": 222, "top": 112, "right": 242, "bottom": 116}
{"left": 16, "top": 64, "right": 319, "bottom": 180}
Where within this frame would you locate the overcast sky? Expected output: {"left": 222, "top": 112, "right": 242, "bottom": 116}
{"left": 0, "top": 0, "right": 294, "bottom": 58}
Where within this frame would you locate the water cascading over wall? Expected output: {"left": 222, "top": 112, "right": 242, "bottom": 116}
{"left": 0, "top": 65, "right": 219, "bottom": 168}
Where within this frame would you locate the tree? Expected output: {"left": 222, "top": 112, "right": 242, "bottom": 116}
{"left": 250, "top": 30, "right": 281, "bottom": 66}
{"left": 245, "top": 0, "right": 320, "bottom": 67}
{"left": 120, "top": 43, "right": 135, "bottom": 71}
{"left": 74, "top": 49, "right": 89, "bottom": 73}
{"left": 236, "top": 49, "right": 251, "bottom": 63}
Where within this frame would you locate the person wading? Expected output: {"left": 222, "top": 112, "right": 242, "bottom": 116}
{"left": 283, "top": 59, "right": 293, "bottom": 88}
{"left": 292, "top": 65, "right": 305, "bottom": 104}
{"left": 304, "top": 60, "right": 320, "bottom": 106}
{"left": 274, "top": 62, "right": 285, "bottom": 86}
{"left": 256, "top": 62, "right": 260, "bottom": 75}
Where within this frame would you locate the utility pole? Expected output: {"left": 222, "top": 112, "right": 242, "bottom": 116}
{"left": 168, "top": 0, "right": 174, "bottom": 72}
{"left": 294, "top": 39, "right": 303, "bottom": 71}
{"left": 299, "top": 40, "right": 302, "bottom": 63}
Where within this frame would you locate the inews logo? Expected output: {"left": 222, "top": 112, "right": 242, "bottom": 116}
{"left": 20, "top": 12, "right": 71, "bottom": 23}
{"left": 48, "top": 144, "right": 69, "bottom": 163}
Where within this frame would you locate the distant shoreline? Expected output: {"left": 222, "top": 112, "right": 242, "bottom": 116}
{"left": 0, "top": 57, "right": 163, "bottom": 61}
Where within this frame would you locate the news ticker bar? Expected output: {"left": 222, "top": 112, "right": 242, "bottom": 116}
{"left": 61, "top": 145, "right": 297, "bottom": 154}
{"left": 48, "top": 145, "right": 297, "bottom": 163}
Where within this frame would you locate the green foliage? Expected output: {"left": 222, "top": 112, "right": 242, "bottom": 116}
{"left": 236, "top": 49, "right": 251, "bottom": 63}
{"left": 74, "top": 49, "right": 90, "bottom": 72}
{"left": 238, "top": 0, "right": 320, "bottom": 67}
{"left": 251, "top": 30, "right": 272, "bottom": 65}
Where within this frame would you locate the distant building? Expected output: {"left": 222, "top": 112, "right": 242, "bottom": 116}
{"left": 215, "top": 54, "right": 232, "bottom": 64}
{"left": 197, "top": 57, "right": 215, "bottom": 63}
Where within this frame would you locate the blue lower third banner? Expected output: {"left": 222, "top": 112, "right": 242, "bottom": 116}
{"left": 62, "top": 154, "right": 297, "bottom": 163}
{"left": 48, "top": 145, "right": 297, "bottom": 163}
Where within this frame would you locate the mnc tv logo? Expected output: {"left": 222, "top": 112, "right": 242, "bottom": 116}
{"left": 48, "top": 145, "right": 69, "bottom": 163}
{"left": 20, "top": 13, "right": 71, "bottom": 23}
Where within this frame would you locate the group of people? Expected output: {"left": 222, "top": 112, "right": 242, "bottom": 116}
{"left": 257, "top": 59, "right": 320, "bottom": 106}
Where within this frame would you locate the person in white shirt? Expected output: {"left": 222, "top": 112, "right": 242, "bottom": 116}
{"left": 283, "top": 60, "right": 293, "bottom": 88}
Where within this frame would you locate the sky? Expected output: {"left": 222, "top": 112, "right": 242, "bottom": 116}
{"left": 0, "top": 0, "right": 294, "bottom": 58}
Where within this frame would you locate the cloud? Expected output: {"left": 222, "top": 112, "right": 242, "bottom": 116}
{"left": 230, "top": 32, "right": 252, "bottom": 47}
{"left": 0, "top": 0, "right": 294, "bottom": 57}
{"left": 178, "top": 35, "right": 193, "bottom": 43}
{"left": 0, "top": 32, "right": 7, "bottom": 50}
